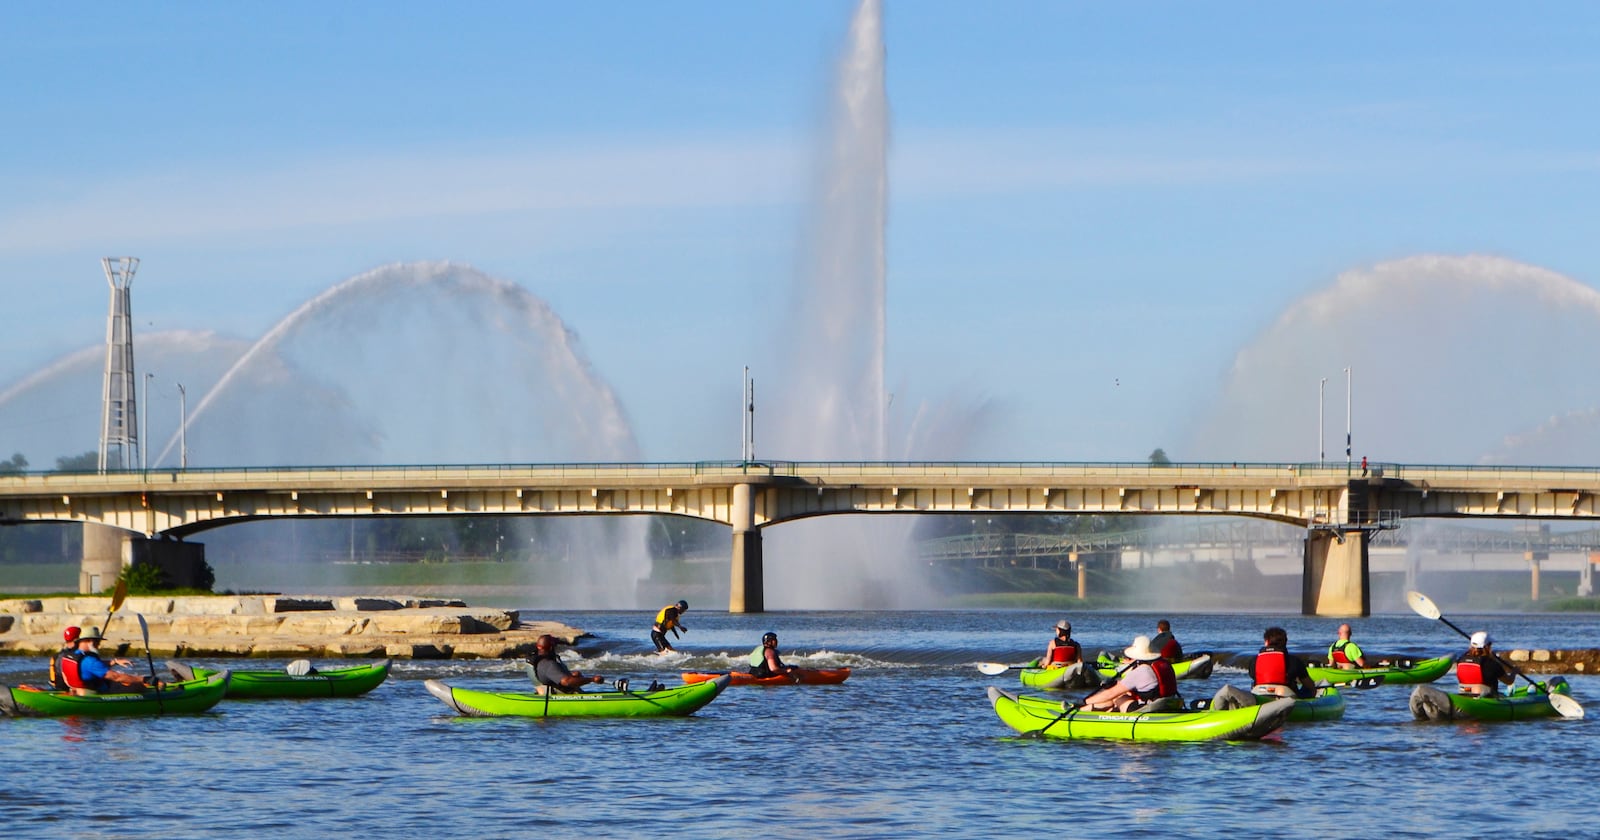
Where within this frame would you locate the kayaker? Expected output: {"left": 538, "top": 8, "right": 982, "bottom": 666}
{"left": 1150, "top": 619, "right": 1184, "bottom": 661}
{"left": 1080, "top": 635, "right": 1180, "bottom": 712}
{"left": 749, "top": 631, "right": 797, "bottom": 678}
{"left": 1041, "top": 620, "right": 1082, "bottom": 668}
{"left": 1456, "top": 631, "right": 1514, "bottom": 697}
{"left": 651, "top": 600, "right": 689, "bottom": 653}
{"left": 48, "top": 625, "right": 81, "bottom": 690}
{"left": 528, "top": 634, "right": 605, "bottom": 694}
{"left": 1251, "top": 627, "right": 1316, "bottom": 699}
{"left": 1327, "top": 623, "right": 1369, "bottom": 669}
{"left": 65, "top": 627, "right": 152, "bottom": 693}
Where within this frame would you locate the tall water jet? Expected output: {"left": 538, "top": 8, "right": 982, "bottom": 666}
{"left": 764, "top": 0, "right": 914, "bottom": 608}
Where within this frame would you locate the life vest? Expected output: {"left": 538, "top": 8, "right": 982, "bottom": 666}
{"left": 1254, "top": 648, "right": 1288, "bottom": 687}
{"left": 57, "top": 650, "right": 92, "bottom": 691}
{"left": 1047, "top": 640, "right": 1081, "bottom": 665}
{"left": 1133, "top": 660, "right": 1179, "bottom": 701}
{"left": 1457, "top": 657, "right": 1485, "bottom": 688}
{"left": 1328, "top": 640, "right": 1353, "bottom": 665}
{"left": 748, "top": 645, "right": 767, "bottom": 669}
{"left": 527, "top": 652, "right": 571, "bottom": 691}
{"left": 653, "top": 606, "right": 681, "bottom": 631}
{"left": 50, "top": 649, "right": 73, "bottom": 690}
{"left": 1158, "top": 637, "right": 1183, "bottom": 660}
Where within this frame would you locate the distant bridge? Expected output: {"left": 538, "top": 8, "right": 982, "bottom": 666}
{"left": 8, "top": 460, "right": 1600, "bottom": 615}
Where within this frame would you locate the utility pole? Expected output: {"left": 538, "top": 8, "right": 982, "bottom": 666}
{"left": 1344, "top": 367, "right": 1353, "bottom": 473}
{"left": 177, "top": 382, "right": 188, "bottom": 469}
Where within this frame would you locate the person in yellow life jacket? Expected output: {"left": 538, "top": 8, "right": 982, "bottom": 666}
{"left": 1327, "top": 623, "right": 1369, "bottom": 669}
{"left": 748, "top": 631, "right": 796, "bottom": 679}
{"left": 1456, "top": 631, "right": 1514, "bottom": 697}
{"left": 650, "top": 600, "right": 689, "bottom": 653}
{"left": 1041, "top": 619, "right": 1082, "bottom": 668}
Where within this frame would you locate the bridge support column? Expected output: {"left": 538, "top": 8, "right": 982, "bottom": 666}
{"left": 1072, "top": 552, "right": 1085, "bottom": 599}
{"left": 1526, "top": 551, "right": 1542, "bottom": 601}
{"left": 729, "top": 483, "right": 764, "bottom": 614}
{"left": 81, "top": 522, "right": 128, "bottom": 594}
{"left": 1302, "top": 529, "right": 1369, "bottom": 617}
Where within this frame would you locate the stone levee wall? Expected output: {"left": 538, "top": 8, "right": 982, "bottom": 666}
{"left": 0, "top": 595, "right": 585, "bottom": 660}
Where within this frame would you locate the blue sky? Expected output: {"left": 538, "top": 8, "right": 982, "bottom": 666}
{"left": 5, "top": 3, "right": 1600, "bottom": 466}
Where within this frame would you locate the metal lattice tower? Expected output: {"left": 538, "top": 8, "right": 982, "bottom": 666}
{"left": 97, "top": 257, "right": 140, "bottom": 472}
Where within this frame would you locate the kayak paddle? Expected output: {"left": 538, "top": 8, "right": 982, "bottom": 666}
{"left": 1405, "top": 590, "right": 1583, "bottom": 719}
{"left": 976, "top": 662, "right": 1030, "bottom": 676}
{"left": 136, "top": 613, "right": 164, "bottom": 714}
{"left": 102, "top": 578, "right": 128, "bottom": 635}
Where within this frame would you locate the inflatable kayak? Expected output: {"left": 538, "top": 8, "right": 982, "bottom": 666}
{"left": 169, "top": 660, "right": 391, "bottom": 699}
{"left": 426, "top": 674, "right": 730, "bottom": 718}
{"left": 987, "top": 686, "right": 1293, "bottom": 742}
{"left": 682, "top": 667, "right": 850, "bottom": 686}
{"left": 1307, "top": 655, "right": 1452, "bottom": 686}
{"left": 1, "top": 671, "right": 230, "bottom": 718}
{"left": 1095, "top": 651, "right": 1214, "bottom": 681}
{"left": 1018, "top": 661, "right": 1099, "bottom": 691}
{"left": 1409, "top": 677, "right": 1575, "bottom": 722}
{"left": 1209, "top": 684, "right": 1345, "bottom": 722}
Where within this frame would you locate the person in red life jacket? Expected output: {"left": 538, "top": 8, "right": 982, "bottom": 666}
{"left": 1251, "top": 626, "right": 1316, "bottom": 699}
{"left": 1041, "top": 620, "right": 1082, "bottom": 668}
{"left": 48, "top": 625, "right": 81, "bottom": 690}
{"left": 1080, "top": 635, "right": 1181, "bottom": 712}
{"left": 1456, "top": 631, "right": 1513, "bottom": 697}
{"left": 65, "top": 626, "right": 150, "bottom": 693}
{"left": 1150, "top": 619, "right": 1184, "bottom": 661}
{"left": 1326, "top": 623, "right": 1369, "bottom": 669}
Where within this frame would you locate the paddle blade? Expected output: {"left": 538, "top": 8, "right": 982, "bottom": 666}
{"left": 136, "top": 613, "right": 151, "bottom": 645}
{"left": 1549, "top": 692, "right": 1585, "bottom": 719}
{"left": 1405, "top": 590, "right": 1442, "bottom": 620}
{"left": 976, "top": 662, "right": 1013, "bottom": 676}
{"left": 109, "top": 578, "right": 128, "bottom": 612}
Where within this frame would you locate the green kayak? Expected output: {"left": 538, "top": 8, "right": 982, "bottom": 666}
{"left": 1018, "top": 661, "right": 1099, "bottom": 691}
{"left": 1209, "top": 684, "right": 1345, "bottom": 722}
{"left": 1, "top": 671, "right": 230, "bottom": 718}
{"left": 1094, "top": 651, "right": 1214, "bottom": 681}
{"left": 425, "top": 674, "right": 730, "bottom": 718}
{"left": 1307, "top": 655, "right": 1452, "bottom": 685}
{"left": 169, "top": 660, "right": 391, "bottom": 699}
{"left": 1409, "top": 677, "right": 1576, "bottom": 722}
{"left": 988, "top": 686, "right": 1294, "bottom": 742}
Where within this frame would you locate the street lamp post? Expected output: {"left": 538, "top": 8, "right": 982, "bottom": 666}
{"left": 1344, "top": 367, "right": 1353, "bottom": 473}
{"left": 1319, "top": 377, "right": 1327, "bottom": 463}
{"left": 141, "top": 372, "right": 154, "bottom": 471}
{"left": 177, "top": 382, "right": 188, "bottom": 469}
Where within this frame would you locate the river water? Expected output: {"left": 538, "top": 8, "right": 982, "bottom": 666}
{"left": 2, "top": 608, "right": 1595, "bottom": 838}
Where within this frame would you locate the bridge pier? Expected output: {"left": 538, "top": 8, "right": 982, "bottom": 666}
{"left": 81, "top": 522, "right": 128, "bottom": 593}
{"left": 1302, "top": 529, "right": 1370, "bottom": 617}
{"left": 79, "top": 522, "right": 209, "bottom": 594}
{"left": 729, "top": 483, "right": 764, "bottom": 613}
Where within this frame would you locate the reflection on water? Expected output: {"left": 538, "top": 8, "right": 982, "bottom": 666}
{"left": 0, "top": 610, "right": 1593, "bottom": 838}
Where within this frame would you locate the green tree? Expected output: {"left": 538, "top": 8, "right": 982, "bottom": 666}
{"left": 1148, "top": 448, "right": 1172, "bottom": 466}
{"left": 0, "top": 452, "right": 27, "bottom": 475}
{"left": 54, "top": 451, "right": 98, "bottom": 472}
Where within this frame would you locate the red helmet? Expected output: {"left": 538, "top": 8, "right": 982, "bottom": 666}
{"left": 63, "top": 626, "right": 81, "bottom": 643}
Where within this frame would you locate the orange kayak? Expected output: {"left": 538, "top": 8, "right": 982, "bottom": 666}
{"left": 682, "top": 667, "right": 851, "bottom": 686}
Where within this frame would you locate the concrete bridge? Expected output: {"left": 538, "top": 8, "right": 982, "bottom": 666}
{"left": 7, "top": 460, "right": 1600, "bottom": 615}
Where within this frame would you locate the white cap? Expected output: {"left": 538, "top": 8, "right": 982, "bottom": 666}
{"left": 1470, "top": 631, "right": 1491, "bottom": 647}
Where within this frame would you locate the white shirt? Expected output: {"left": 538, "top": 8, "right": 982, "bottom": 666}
{"left": 1119, "top": 662, "right": 1159, "bottom": 694}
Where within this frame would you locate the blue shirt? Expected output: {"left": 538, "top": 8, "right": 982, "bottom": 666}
{"left": 77, "top": 651, "right": 111, "bottom": 688}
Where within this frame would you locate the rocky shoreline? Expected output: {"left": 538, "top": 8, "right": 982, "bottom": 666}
{"left": 0, "top": 594, "right": 586, "bottom": 660}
